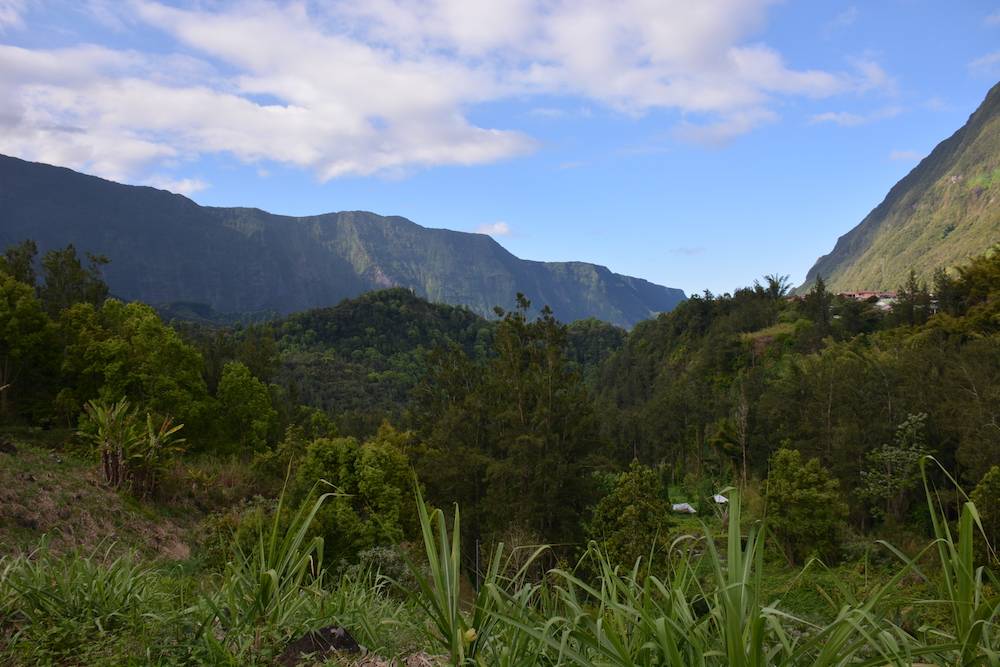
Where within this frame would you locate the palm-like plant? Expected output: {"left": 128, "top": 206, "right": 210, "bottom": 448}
{"left": 82, "top": 398, "right": 141, "bottom": 489}
{"left": 128, "top": 413, "right": 186, "bottom": 497}
{"left": 80, "top": 397, "right": 185, "bottom": 497}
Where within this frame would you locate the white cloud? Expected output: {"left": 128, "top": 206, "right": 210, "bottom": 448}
{"left": 986, "top": 11, "right": 1000, "bottom": 26}
{"left": 810, "top": 111, "right": 865, "bottom": 126}
{"left": 849, "top": 58, "right": 897, "bottom": 95}
{"left": 144, "top": 175, "right": 209, "bottom": 195}
{"left": 969, "top": 51, "right": 1000, "bottom": 74}
{"left": 0, "top": 0, "right": 27, "bottom": 31}
{"left": 809, "top": 106, "right": 902, "bottom": 127}
{"left": 476, "top": 221, "right": 512, "bottom": 237}
{"left": 889, "top": 149, "right": 922, "bottom": 162}
{"left": 674, "top": 107, "right": 778, "bottom": 146}
{"left": 0, "top": 1, "right": 895, "bottom": 181}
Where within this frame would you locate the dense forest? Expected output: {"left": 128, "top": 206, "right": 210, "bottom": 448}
{"left": 1, "top": 238, "right": 998, "bottom": 665}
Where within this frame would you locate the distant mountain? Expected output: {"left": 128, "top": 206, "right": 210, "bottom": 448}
{"left": 0, "top": 155, "right": 685, "bottom": 328}
{"left": 801, "top": 81, "right": 1000, "bottom": 293}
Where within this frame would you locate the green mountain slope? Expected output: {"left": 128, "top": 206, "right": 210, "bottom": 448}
{"left": 801, "top": 81, "right": 1000, "bottom": 292}
{"left": 0, "top": 155, "right": 684, "bottom": 327}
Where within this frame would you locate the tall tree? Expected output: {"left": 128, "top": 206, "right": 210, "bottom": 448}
{"left": 0, "top": 275, "right": 55, "bottom": 417}
{"left": 292, "top": 423, "right": 415, "bottom": 564}
{"left": 756, "top": 273, "right": 791, "bottom": 300}
{"left": 894, "top": 269, "right": 931, "bottom": 327}
{"left": 38, "top": 244, "right": 109, "bottom": 315}
{"left": 804, "top": 276, "right": 833, "bottom": 334}
{"left": 766, "top": 447, "right": 847, "bottom": 565}
{"left": 412, "top": 294, "right": 605, "bottom": 546}
{"left": 0, "top": 239, "right": 39, "bottom": 287}
{"left": 860, "top": 413, "right": 933, "bottom": 523}
{"left": 587, "top": 460, "right": 673, "bottom": 571}
{"left": 217, "top": 360, "right": 276, "bottom": 452}
{"left": 57, "top": 299, "right": 209, "bottom": 430}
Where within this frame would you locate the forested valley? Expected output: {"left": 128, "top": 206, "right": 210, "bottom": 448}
{"left": 1, "top": 238, "right": 999, "bottom": 665}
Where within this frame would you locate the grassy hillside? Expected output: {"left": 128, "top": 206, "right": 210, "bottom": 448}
{"left": 801, "top": 81, "right": 1000, "bottom": 292}
{"left": 0, "top": 432, "right": 193, "bottom": 558}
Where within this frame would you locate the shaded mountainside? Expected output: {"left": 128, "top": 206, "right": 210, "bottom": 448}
{"left": 0, "top": 155, "right": 685, "bottom": 327}
{"left": 801, "top": 81, "right": 1000, "bottom": 292}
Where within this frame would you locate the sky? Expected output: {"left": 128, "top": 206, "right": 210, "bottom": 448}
{"left": 1, "top": 1, "right": 998, "bottom": 296}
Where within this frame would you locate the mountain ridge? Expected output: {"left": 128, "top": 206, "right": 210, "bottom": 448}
{"left": 0, "top": 154, "right": 685, "bottom": 327}
{"left": 800, "top": 81, "right": 1000, "bottom": 293}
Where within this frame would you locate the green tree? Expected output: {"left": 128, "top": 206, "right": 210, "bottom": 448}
{"left": 756, "top": 273, "right": 791, "bottom": 300}
{"left": 894, "top": 269, "right": 931, "bottom": 326}
{"left": 38, "top": 244, "right": 109, "bottom": 315}
{"left": 292, "top": 424, "right": 413, "bottom": 563}
{"left": 970, "top": 466, "right": 1000, "bottom": 565}
{"left": 932, "top": 268, "right": 962, "bottom": 316}
{"left": 587, "top": 461, "right": 673, "bottom": 570}
{"left": 412, "top": 294, "right": 605, "bottom": 546}
{"left": 804, "top": 276, "right": 833, "bottom": 334}
{"left": 0, "top": 239, "right": 38, "bottom": 287}
{"left": 860, "top": 413, "right": 933, "bottom": 523}
{"left": 766, "top": 447, "right": 847, "bottom": 565}
{"left": 0, "top": 274, "right": 55, "bottom": 417}
{"left": 234, "top": 324, "right": 280, "bottom": 384}
{"left": 58, "top": 299, "right": 209, "bottom": 430}
{"left": 217, "top": 360, "right": 276, "bottom": 452}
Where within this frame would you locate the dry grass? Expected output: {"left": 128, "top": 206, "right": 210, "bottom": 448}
{"left": 0, "top": 439, "right": 192, "bottom": 559}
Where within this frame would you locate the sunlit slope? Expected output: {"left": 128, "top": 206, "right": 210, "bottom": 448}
{"left": 802, "top": 81, "right": 1000, "bottom": 292}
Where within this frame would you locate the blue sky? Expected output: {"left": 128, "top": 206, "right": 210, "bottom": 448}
{"left": 1, "top": 1, "right": 998, "bottom": 295}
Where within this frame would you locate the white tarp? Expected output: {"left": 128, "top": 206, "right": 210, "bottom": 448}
{"left": 713, "top": 494, "right": 729, "bottom": 504}
{"left": 672, "top": 502, "right": 697, "bottom": 514}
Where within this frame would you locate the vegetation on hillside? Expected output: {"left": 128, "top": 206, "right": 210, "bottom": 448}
{"left": 0, "top": 153, "right": 684, "bottom": 327}
{"left": 1, "top": 237, "right": 999, "bottom": 664}
{"left": 801, "top": 81, "right": 1000, "bottom": 292}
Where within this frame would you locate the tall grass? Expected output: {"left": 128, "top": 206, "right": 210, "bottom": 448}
{"left": 400, "top": 480, "right": 999, "bottom": 666}
{"left": 399, "top": 485, "right": 547, "bottom": 664}
{"left": 0, "top": 544, "right": 168, "bottom": 664}
{"left": 3, "top": 458, "right": 998, "bottom": 665}
{"left": 919, "top": 457, "right": 1000, "bottom": 665}
{"left": 195, "top": 481, "right": 337, "bottom": 662}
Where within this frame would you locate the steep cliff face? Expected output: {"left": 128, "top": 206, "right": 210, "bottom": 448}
{"left": 801, "top": 82, "right": 1000, "bottom": 292}
{"left": 0, "top": 155, "right": 685, "bottom": 327}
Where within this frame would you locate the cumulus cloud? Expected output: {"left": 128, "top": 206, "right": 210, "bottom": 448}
{"left": 475, "top": 221, "right": 512, "bottom": 237}
{"left": 0, "top": 1, "right": 894, "bottom": 181}
{"left": 809, "top": 106, "right": 902, "bottom": 127}
{"left": 889, "top": 149, "right": 922, "bottom": 162}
